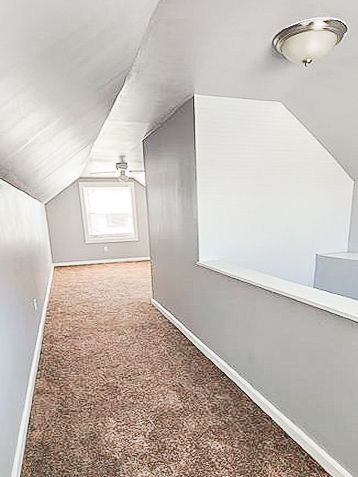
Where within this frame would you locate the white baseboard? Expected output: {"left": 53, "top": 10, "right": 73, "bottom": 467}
{"left": 54, "top": 257, "right": 150, "bottom": 267}
{"left": 11, "top": 266, "right": 54, "bottom": 477}
{"left": 151, "top": 298, "right": 353, "bottom": 477}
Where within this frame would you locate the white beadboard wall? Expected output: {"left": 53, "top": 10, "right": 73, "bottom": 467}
{"left": 194, "top": 95, "right": 353, "bottom": 286}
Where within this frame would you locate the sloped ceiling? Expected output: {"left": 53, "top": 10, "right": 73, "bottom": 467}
{"left": 0, "top": 0, "right": 159, "bottom": 202}
{"left": 2, "top": 0, "right": 358, "bottom": 201}
{"left": 88, "top": 0, "right": 358, "bottom": 181}
{"left": 83, "top": 120, "right": 147, "bottom": 184}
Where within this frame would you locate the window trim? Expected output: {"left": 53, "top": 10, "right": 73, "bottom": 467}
{"left": 78, "top": 181, "right": 139, "bottom": 244}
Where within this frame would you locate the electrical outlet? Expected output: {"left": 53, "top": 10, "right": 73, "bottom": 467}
{"left": 103, "top": 245, "right": 109, "bottom": 252}
{"left": 32, "top": 298, "right": 38, "bottom": 311}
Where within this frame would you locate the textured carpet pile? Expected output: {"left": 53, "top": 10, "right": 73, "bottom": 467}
{"left": 22, "top": 261, "right": 328, "bottom": 476}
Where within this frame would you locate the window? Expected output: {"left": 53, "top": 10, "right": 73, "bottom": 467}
{"left": 79, "top": 181, "right": 138, "bottom": 243}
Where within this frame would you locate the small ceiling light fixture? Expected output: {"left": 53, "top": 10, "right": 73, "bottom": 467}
{"left": 273, "top": 17, "right": 347, "bottom": 67}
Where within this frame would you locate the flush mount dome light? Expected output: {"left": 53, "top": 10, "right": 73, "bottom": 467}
{"left": 273, "top": 17, "right": 347, "bottom": 66}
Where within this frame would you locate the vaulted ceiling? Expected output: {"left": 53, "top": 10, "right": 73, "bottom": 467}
{"left": 0, "top": 0, "right": 159, "bottom": 202}
{"left": 88, "top": 0, "right": 358, "bottom": 183}
{"left": 1, "top": 0, "right": 358, "bottom": 202}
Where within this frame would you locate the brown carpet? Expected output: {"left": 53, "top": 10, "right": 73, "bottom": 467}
{"left": 22, "top": 262, "right": 328, "bottom": 477}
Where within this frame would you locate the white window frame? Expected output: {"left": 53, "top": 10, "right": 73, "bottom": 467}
{"left": 78, "top": 181, "right": 139, "bottom": 244}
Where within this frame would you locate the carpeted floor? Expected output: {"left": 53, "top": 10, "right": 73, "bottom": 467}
{"left": 22, "top": 261, "right": 328, "bottom": 477}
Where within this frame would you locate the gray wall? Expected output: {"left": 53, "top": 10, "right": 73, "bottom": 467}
{"left": 315, "top": 254, "right": 358, "bottom": 300}
{"left": 0, "top": 180, "right": 52, "bottom": 476}
{"left": 349, "top": 181, "right": 358, "bottom": 251}
{"left": 313, "top": 182, "right": 358, "bottom": 299}
{"left": 143, "top": 98, "right": 358, "bottom": 476}
{"left": 46, "top": 178, "right": 150, "bottom": 263}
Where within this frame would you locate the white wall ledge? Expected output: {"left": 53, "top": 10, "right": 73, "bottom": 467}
{"left": 318, "top": 252, "right": 358, "bottom": 261}
{"left": 197, "top": 259, "right": 358, "bottom": 324}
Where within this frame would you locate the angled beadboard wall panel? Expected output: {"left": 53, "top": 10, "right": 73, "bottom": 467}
{"left": 143, "top": 97, "right": 358, "bottom": 476}
{"left": 46, "top": 179, "right": 149, "bottom": 263}
{"left": 194, "top": 95, "right": 353, "bottom": 286}
{"left": 0, "top": 180, "right": 52, "bottom": 476}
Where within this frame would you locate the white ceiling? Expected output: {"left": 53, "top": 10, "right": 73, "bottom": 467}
{"left": 0, "top": 0, "right": 159, "bottom": 202}
{"left": 82, "top": 119, "right": 147, "bottom": 183}
{"left": 2, "top": 0, "right": 358, "bottom": 201}
{"left": 89, "top": 0, "right": 358, "bottom": 181}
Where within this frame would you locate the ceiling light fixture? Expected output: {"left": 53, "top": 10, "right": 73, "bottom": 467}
{"left": 273, "top": 17, "right": 347, "bottom": 67}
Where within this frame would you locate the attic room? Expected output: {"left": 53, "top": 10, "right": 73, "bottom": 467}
{"left": 1, "top": 1, "right": 357, "bottom": 477}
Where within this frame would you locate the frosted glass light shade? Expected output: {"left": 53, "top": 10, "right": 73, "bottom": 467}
{"left": 281, "top": 30, "right": 337, "bottom": 64}
{"left": 273, "top": 18, "right": 347, "bottom": 66}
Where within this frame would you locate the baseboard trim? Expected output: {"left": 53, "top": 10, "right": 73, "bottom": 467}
{"left": 11, "top": 266, "right": 54, "bottom": 477}
{"left": 54, "top": 257, "right": 150, "bottom": 267}
{"left": 151, "top": 298, "right": 353, "bottom": 477}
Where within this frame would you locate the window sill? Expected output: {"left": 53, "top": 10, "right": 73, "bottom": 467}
{"left": 197, "top": 259, "right": 358, "bottom": 324}
{"left": 84, "top": 236, "right": 139, "bottom": 244}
